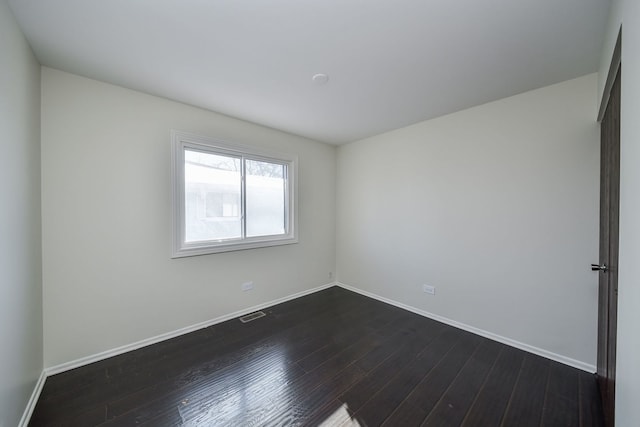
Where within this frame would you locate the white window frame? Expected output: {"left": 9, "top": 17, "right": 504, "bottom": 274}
{"left": 171, "top": 130, "right": 298, "bottom": 258}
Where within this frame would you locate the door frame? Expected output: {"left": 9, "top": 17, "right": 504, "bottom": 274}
{"left": 596, "top": 27, "right": 621, "bottom": 427}
{"left": 598, "top": 30, "right": 621, "bottom": 123}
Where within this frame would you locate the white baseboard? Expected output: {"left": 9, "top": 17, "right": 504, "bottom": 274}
{"left": 23, "top": 279, "right": 593, "bottom": 427}
{"left": 20, "top": 282, "right": 335, "bottom": 426}
{"left": 336, "top": 282, "right": 596, "bottom": 373}
{"left": 18, "top": 369, "right": 46, "bottom": 427}
{"left": 45, "top": 282, "right": 336, "bottom": 376}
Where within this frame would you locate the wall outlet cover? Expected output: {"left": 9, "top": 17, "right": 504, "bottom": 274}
{"left": 423, "top": 284, "right": 435, "bottom": 295}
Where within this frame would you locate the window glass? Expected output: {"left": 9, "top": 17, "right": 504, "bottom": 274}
{"left": 246, "top": 159, "right": 285, "bottom": 237}
{"left": 184, "top": 150, "right": 241, "bottom": 242}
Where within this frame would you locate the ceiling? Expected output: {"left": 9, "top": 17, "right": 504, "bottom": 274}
{"left": 8, "top": 0, "right": 610, "bottom": 145}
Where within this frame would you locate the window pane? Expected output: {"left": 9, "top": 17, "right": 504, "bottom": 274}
{"left": 246, "top": 159, "right": 286, "bottom": 237}
{"left": 184, "top": 149, "right": 241, "bottom": 242}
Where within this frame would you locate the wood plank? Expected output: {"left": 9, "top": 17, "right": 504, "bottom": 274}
{"left": 501, "top": 354, "right": 550, "bottom": 427}
{"left": 379, "top": 333, "right": 483, "bottom": 426}
{"left": 224, "top": 320, "right": 424, "bottom": 426}
{"left": 352, "top": 328, "right": 465, "bottom": 426}
{"left": 296, "top": 312, "right": 417, "bottom": 373}
{"left": 579, "top": 371, "right": 605, "bottom": 427}
{"left": 461, "top": 345, "right": 525, "bottom": 426}
{"left": 263, "top": 363, "right": 366, "bottom": 426}
{"left": 338, "top": 322, "right": 447, "bottom": 413}
{"left": 540, "top": 361, "right": 580, "bottom": 426}
{"left": 420, "top": 339, "right": 502, "bottom": 426}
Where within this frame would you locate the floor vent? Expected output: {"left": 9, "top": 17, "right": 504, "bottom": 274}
{"left": 239, "top": 311, "right": 266, "bottom": 323}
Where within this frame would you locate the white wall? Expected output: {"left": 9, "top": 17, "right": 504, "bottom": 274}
{"left": 337, "top": 74, "right": 600, "bottom": 368}
{"left": 0, "top": 1, "right": 43, "bottom": 426}
{"left": 41, "top": 68, "right": 336, "bottom": 367}
{"left": 599, "top": 1, "right": 640, "bottom": 425}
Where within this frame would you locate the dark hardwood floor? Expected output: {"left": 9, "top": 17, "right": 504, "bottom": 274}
{"left": 30, "top": 286, "right": 604, "bottom": 426}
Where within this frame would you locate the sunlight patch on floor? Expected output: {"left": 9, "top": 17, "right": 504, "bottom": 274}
{"left": 318, "top": 402, "right": 361, "bottom": 426}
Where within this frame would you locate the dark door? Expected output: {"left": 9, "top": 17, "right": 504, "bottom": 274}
{"left": 596, "top": 67, "right": 620, "bottom": 427}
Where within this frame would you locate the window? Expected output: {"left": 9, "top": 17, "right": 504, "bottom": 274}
{"left": 172, "top": 131, "right": 297, "bottom": 257}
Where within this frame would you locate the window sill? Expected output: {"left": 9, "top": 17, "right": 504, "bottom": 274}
{"left": 171, "top": 236, "right": 299, "bottom": 258}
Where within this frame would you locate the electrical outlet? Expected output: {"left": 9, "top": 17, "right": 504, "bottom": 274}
{"left": 329, "top": 272, "right": 333, "bottom": 279}
{"left": 423, "top": 284, "right": 435, "bottom": 295}
{"left": 241, "top": 281, "right": 254, "bottom": 292}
